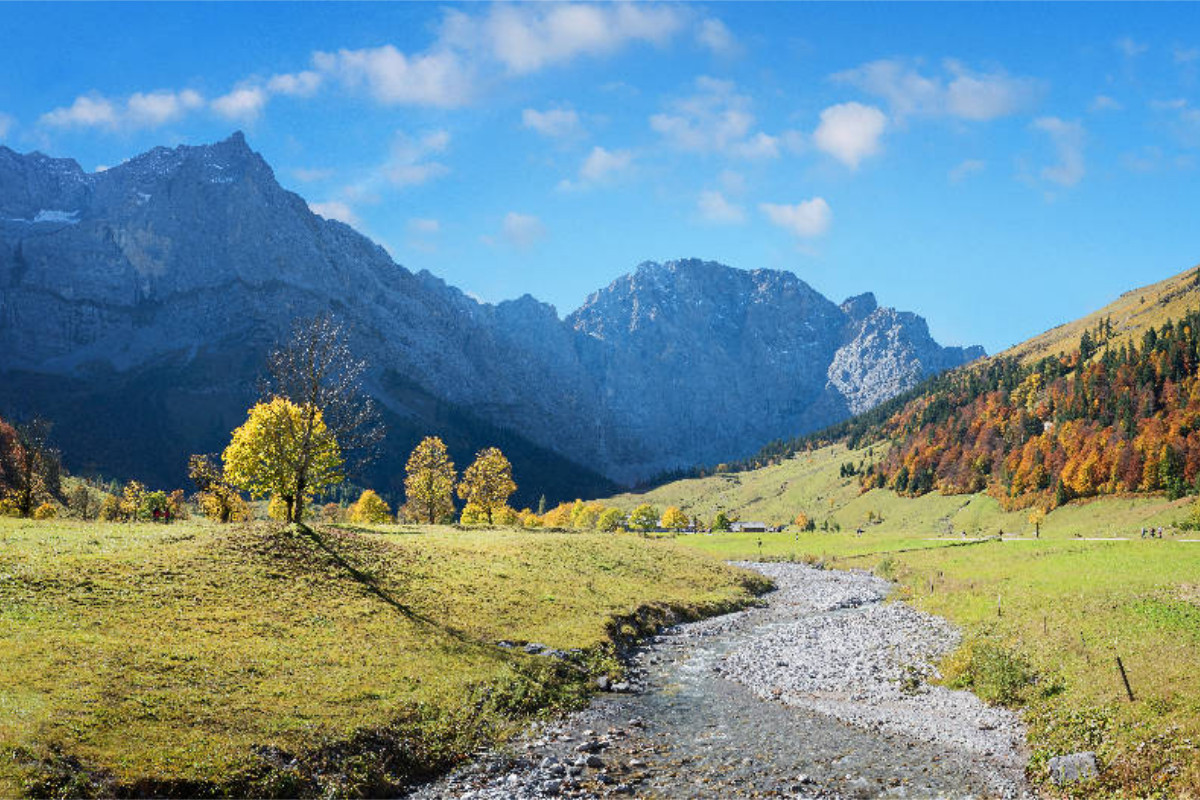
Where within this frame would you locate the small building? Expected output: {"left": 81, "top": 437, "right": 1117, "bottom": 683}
{"left": 731, "top": 521, "right": 768, "bottom": 533}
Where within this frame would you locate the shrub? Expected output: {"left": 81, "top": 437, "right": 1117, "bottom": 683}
{"left": 349, "top": 490, "right": 392, "bottom": 524}
{"left": 942, "top": 639, "right": 1036, "bottom": 707}
{"left": 33, "top": 502, "right": 57, "bottom": 520}
{"left": 491, "top": 505, "right": 519, "bottom": 527}
{"left": 99, "top": 494, "right": 122, "bottom": 521}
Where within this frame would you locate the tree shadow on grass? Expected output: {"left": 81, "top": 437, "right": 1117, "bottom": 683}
{"left": 236, "top": 522, "right": 484, "bottom": 648}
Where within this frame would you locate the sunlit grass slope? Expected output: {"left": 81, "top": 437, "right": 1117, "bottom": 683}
{"left": 0, "top": 519, "right": 766, "bottom": 797}
{"left": 606, "top": 442, "right": 1189, "bottom": 540}
{"left": 1002, "top": 262, "right": 1200, "bottom": 363}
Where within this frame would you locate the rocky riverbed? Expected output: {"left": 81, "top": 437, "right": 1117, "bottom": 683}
{"left": 410, "top": 563, "right": 1032, "bottom": 799}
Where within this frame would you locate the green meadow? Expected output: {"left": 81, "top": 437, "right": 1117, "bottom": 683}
{"left": 0, "top": 518, "right": 767, "bottom": 797}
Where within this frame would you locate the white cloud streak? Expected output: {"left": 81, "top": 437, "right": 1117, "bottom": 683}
{"left": 697, "top": 189, "right": 744, "bottom": 224}
{"left": 309, "top": 200, "right": 360, "bottom": 227}
{"left": 41, "top": 90, "right": 206, "bottom": 130}
{"left": 760, "top": 198, "right": 832, "bottom": 238}
{"left": 211, "top": 87, "right": 268, "bottom": 122}
{"left": 696, "top": 18, "right": 738, "bottom": 56}
{"left": 502, "top": 211, "right": 547, "bottom": 250}
{"left": 445, "top": 3, "right": 684, "bottom": 76}
{"left": 522, "top": 107, "right": 584, "bottom": 139}
{"left": 650, "top": 76, "right": 781, "bottom": 159}
{"left": 1033, "top": 117, "right": 1085, "bottom": 187}
{"left": 313, "top": 45, "right": 473, "bottom": 107}
{"left": 949, "top": 158, "right": 986, "bottom": 183}
{"left": 833, "top": 58, "right": 1039, "bottom": 121}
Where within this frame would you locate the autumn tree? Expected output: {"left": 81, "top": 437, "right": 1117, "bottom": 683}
{"left": 189, "top": 454, "right": 248, "bottom": 524}
{"left": 349, "top": 489, "right": 392, "bottom": 524}
{"left": 4, "top": 418, "right": 60, "bottom": 518}
{"left": 793, "top": 511, "right": 811, "bottom": 531}
{"left": 597, "top": 507, "right": 624, "bottom": 532}
{"left": 258, "top": 314, "right": 384, "bottom": 523}
{"left": 712, "top": 511, "right": 732, "bottom": 532}
{"left": 403, "top": 436, "right": 456, "bottom": 523}
{"left": 223, "top": 397, "right": 343, "bottom": 524}
{"left": 68, "top": 484, "right": 97, "bottom": 520}
{"left": 457, "top": 447, "right": 516, "bottom": 524}
{"left": 661, "top": 506, "right": 689, "bottom": 531}
{"left": 119, "top": 481, "right": 146, "bottom": 522}
{"left": 629, "top": 504, "right": 659, "bottom": 532}
{"left": 542, "top": 502, "right": 572, "bottom": 528}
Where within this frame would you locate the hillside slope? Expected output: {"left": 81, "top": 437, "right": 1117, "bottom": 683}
{"left": 1002, "top": 264, "right": 1200, "bottom": 363}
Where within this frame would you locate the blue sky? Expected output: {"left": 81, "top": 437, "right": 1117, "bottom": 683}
{"left": 2, "top": 2, "right": 1199, "bottom": 353}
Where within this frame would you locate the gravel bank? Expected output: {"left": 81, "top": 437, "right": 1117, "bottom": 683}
{"left": 410, "top": 562, "right": 1032, "bottom": 799}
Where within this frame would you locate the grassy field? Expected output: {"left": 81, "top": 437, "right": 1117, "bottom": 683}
{"left": 0, "top": 518, "right": 767, "bottom": 798}
{"left": 606, "top": 441, "right": 1190, "bottom": 540}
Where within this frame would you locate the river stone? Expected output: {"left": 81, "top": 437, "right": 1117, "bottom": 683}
{"left": 1048, "top": 752, "right": 1098, "bottom": 785}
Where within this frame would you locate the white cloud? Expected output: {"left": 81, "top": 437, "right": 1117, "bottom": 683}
{"left": 40, "top": 95, "right": 120, "bottom": 129}
{"left": 944, "top": 60, "right": 1038, "bottom": 121}
{"left": 126, "top": 89, "right": 204, "bottom": 127}
{"left": 650, "top": 76, "right": 780, "bottom": 159}
{"left": 408, "top": 217, "right": 441, "bottom": 234}
{"left": 579, "top": 145, "right": 633, "bottom": 183}
{"left": 522, "top": 107, "right": 584, "bottom": 139}
{"left": 949, "top": 158, "right": 986, "bottom": 183}
{"left": 696, "top": 18, "right": 738, "bottom": 56}
{"left": 1116, "top": 37, "right": 1148, "bottom": 57}
{"left": 1090, "top": 94, "right": 1123, "bottom": 112}
{"left": 385, "top": 129, "right": 451, "bottom": 187}
{"left": 448, "top": 3, "right": 684, "bottom": 76}
{"left": 292, "top": 167, "right": 334, "bottom": 183}
{"left": 697, "top": 189, "right": 745, "bottom": 224}
{"left": 0, "top": 113, "right": 13, "bottom": 139}
{"left": 760, "top": 199, "right": 832, "bottom": 238}
{"left": 812, "top": 102, "right": 886, "bottom": 169}
{"left": 833, "top": 58, "right": 1038, "bottom": 121}
{"left": 313, "top": 45, "right": 473, "bottom": 107}
{"left": 1175, "top": 46, "right": 1200, "bottom": 64}
{"left": 309, "top": 200, "right": 360, "bottom": 227}
{"left": 267, "top": 70, "right": 323, "bottom": 97}
{"left": 211, "top": 87, "right": 268, "bottom": 122}
{"left": 718, "top": 169, "right": 746, "bottom": 195}
{"left": 1033, "top": 117, "right": 1085, "bottom": 187}
{"left": 1150, "top": 98, "right": 1188, "bottom": 111}
{"left": 42, "top": 89, "right": 209, "bottom": 130}
{"left": 502, "top": 211, "right": 546, "bottom": 250}
{"left": 832, "top": 59, "right": 942, "bottom": 118}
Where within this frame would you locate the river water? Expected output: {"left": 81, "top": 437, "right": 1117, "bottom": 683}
{"left": 411, "top": 563, "right": 1032, "bottom": 799}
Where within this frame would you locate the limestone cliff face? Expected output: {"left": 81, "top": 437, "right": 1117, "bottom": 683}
{"left": 567, "top": 263, "right": 984, "bottom": 480}
{"left": 0, "top": 134, "right": 983, "bottom": 490}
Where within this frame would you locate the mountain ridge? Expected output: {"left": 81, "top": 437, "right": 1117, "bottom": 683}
{"left": 0, "top": 132, "right": 983, "bottom": 496}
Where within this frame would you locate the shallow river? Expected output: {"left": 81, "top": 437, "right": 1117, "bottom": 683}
{"left": 411, "top": 563, "right": 1032, "bottom": 799}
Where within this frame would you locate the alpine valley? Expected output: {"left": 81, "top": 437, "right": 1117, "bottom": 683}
{"left": 0, "top": 132, "right": 983, "bottom": 502}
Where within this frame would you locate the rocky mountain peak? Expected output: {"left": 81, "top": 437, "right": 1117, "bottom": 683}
{"left": 841, "top": 292, "right": 878, "bottom": 321}
{"left": 1, "top": 132, "right": 986, "bottom": 491}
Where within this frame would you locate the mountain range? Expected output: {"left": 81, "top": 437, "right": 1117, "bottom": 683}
{"left": 0, "top": 132, "right": 983, "bottom": 503}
